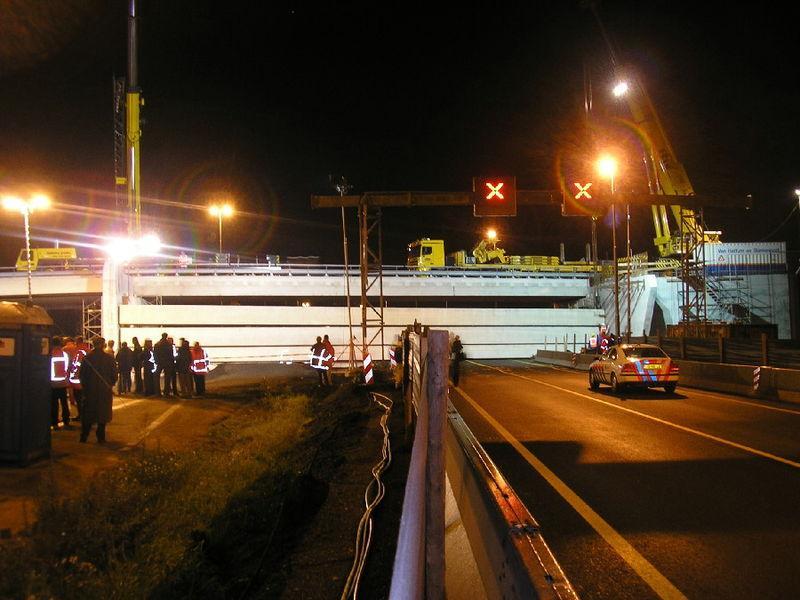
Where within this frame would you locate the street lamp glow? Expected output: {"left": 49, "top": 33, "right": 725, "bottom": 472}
{"left": 597, "top": 155, "right": 618, "bottom": 180}
{"left": 208, "top": 203, "right": 234, "bottom": 218}
{"left": 612, "top": 80, "right": 629, "bottom": 98}
{"left": 486, "top": 228, "right": 497, "bottom": 241}
{"left": 208, "top": 202, "right": 234, "bottom": 255}
{"left": 2, "top": 192, "right": 52, "bottom": 304}
{"left": 103, "top": 234, "right": 162, "bottom": 262}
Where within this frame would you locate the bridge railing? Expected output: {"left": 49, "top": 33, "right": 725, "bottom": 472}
{"left": 390, "top": 326, "right": 575, "bottom": 599}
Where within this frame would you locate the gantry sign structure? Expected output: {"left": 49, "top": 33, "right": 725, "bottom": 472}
{"left": 311, "top": 183, "right": 749, "bottom": 362}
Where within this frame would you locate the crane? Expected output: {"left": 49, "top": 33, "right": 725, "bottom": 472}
{"left": 589, "top": 4, "right": 722, "bottom": 332}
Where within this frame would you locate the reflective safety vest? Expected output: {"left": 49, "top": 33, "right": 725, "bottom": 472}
{"left": 51, "top": 348, "right": 70, "bottom": 388}
{"left": 589, "top": 335, "right": 598, "bottom": 349}
{"left": 309, "top": 346, "right": 332, "bottom": 370}
{"left": 146, "top": 349, "right": 157, "bottom": 373}
{"left": 68, "top": 346, "right": 89, "bottom": 388}
{"left": 600, "top": 336, "right": 609, "bottom": 352}
{"left": 191, "top": 348, "right": 209, "bottom": 374}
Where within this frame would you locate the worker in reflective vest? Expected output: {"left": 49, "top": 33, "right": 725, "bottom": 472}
{"left": 50, "top": 336, "right": 71, "bottom": 428}
{"left": 190, "top": 341, "right": 209, "bottom": 396}
{"left": 67, "top": 336, "right": 90, "bottom": 420}
{"left": 309, "top": 336, "right": 331, "bottom": 386}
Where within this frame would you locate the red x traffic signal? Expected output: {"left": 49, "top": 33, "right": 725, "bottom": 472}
{"left": 473, "top": 176, "right": 517, "bottom": 217}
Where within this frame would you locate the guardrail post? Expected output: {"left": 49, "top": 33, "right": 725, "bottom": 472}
{"left": 425, "top": 330, "right": 448, "bottom": 600}
{"left": 573, "top": 333, "right": 576, "bottom": 353}
{"left": 657, "top": 333, "right": 662, "bottom": 348}
{"left": 643, "top": 332, "right": 648, "bottom": 344}
{"left": 718, "top": 334, "right": 726, "bottom": 364}
{"left": 761, "top": 333, "right": 769, "bottom": 366}
{"left": 680, "top": 334, "right": 686, "bottom": 360}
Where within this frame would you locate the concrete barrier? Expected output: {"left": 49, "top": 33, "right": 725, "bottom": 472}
{"left": 534, "top": 350, "right": 800, "bottom": 406}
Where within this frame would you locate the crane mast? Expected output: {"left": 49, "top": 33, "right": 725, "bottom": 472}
{"left": 618, "top": 72, "right": 719, "bottom": 257}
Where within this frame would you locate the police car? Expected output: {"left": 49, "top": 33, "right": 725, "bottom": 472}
{"left": 589, "top": 344, "right": 679, "bottom": 394}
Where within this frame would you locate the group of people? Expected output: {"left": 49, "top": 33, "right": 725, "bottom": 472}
{"left": 50, "top": 332, "right": 210, "bottom": 443}
{"left": 309, "top": 334, "right": 336, "bottom": 386}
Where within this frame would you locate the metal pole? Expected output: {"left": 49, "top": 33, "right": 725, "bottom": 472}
{"left": 218, "top": 214, "right": 223, "bottom": 255}
{"left": 612, "top": 202, "right": 620, "bottom": 338}
{"left": 626, "top": 202, "right": 632, "bottom": 339}
{"left": 23, "top": 210, "right": 33, "bottom": 304}
{"left": 341, "top": 202, "right": 355, "bottom": 372}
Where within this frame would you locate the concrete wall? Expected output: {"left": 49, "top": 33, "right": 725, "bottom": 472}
{"left": 117, "top": 305, "right": 605, "bottom": 362}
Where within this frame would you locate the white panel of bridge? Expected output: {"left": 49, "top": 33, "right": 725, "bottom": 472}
{"left": 127, "top": 265, "right": 592, "bottom": 298}
{"left": 119, "top": 305, "right": 605, "bottom": 362}
{"left": 0, "top": 271, "right": 102, "bottom": 297}
{"left": 0, "top": 264, "right": 591, "bottom": 299}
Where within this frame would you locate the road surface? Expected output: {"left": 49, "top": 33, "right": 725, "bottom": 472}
{"left": 450, "top": 360, "right": 800, "bottom": 600}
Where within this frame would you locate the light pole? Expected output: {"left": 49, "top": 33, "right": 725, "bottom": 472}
{"left": 208, "top": 203, "right": 233, "bottom": 255}
{"left": 597, "top": 156, "right": 620, "bottom": 337}
{"left": 2, "top": 193, "right": 50, "bottom": 304}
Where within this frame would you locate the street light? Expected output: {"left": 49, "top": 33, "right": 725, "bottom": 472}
{"left": 208, "top": 203, "right": 234, "bottom": 255}
{"left": 2, "top": 193, "right": 50, "bottom": 304}
{"left": 597, "top": 155, "right": 621, "bottom": 338}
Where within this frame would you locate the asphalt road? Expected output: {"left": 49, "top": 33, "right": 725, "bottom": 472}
{"left": 450, "top": 360, "right": 800, "bottom": 600}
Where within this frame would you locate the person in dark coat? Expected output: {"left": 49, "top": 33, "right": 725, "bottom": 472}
{"left": 131, "top": 336, "right": 144, "bottom": 394}
{"left": 116, "top": 341, "right": 133, "bottom": 394}
{"left": 176, "top": 338, "right": 194, "bottom": 397}
{"left": 79, "top": 337, "right": 118, "bottom": 443}
{"left": 153, "top": 333, "right": 175, "bottom": 397}
{"left": 143, "top": 338, "right": 156, "bottom": 396}
{"left": 450, "top": 335, "right": 464, "bottom": 386}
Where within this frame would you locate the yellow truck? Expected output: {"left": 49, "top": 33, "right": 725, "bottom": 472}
{"left": 406, "top": 238, "right": 595, "bottom": 273}
{"left": 15, "top": 247, "right": 77, "bottom": 271}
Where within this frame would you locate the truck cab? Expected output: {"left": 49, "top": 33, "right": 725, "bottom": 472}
{"left": 407, "top": 239, "right": 445, "bottom": 270}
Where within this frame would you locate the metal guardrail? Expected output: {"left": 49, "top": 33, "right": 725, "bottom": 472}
{"left": 126, "top": 262, "right": 593, "bottom": 281}
{"left": 390, "top": 326, "right": 577, "bottom": 599}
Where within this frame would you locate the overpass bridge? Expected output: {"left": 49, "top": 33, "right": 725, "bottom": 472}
{"left": 1, "top": 257, "right": 789, "bottom": 361}
{"left": 0, "top": 262, "right": 604, "bottom": 362}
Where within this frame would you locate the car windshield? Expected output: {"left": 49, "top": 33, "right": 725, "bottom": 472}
{"left": 625, "top": 347, "right": 668, "bottom": 359}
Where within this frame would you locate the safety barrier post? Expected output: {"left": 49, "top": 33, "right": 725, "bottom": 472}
{"left": 643, "top": 332, "right": 648, "bottom": 344}
{"left": 657, "top": 333, "right": 663, "bottom": 348}
{"left": 680, "top": 334, "right": 686, "bottom": 360}
{"left": 425, "top": 330, "right": 448, "bottom": 600}
{"left": 761, "top": 333, "right": 769, "bottom": 366}
{"left": 573, "top": 333, "right": 576, "bottom": 353}
{"left": 718, "top": 334, "right": 726, "bottom": 364}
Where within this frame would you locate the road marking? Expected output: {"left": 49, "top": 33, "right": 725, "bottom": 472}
{"left": 454, "top": 386, "right": 687, "bottom": 600}
{"left": 114, "top": 399, "right": 144, "bottom": 410}
{"left": 511, "top": 359, "right": 800, "bottom": 416}
{"left": 686, "top": 388, "right": 800, "bottom": 416}
{"left": 475, "top": 361, "right": 800, "bottom": 470}
{"left": 134, "top": 404, "right": 183, "bottom": 445}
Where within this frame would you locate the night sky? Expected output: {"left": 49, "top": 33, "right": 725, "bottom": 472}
{"left": 1, "top": 1, "right": 798, "bottom": 267}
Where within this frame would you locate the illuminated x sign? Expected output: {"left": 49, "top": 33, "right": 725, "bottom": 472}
{"left": 574, "top": 182, "right": 592, "bottom": 200}
{"left": 473, "top": 176, "right": 516, "bottom": 217}
{"left": 485, "top": 182, "right": 504, "bottom": 200}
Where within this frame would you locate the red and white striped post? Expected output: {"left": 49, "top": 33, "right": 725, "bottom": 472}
{"left": 363, "top": 351, "right": 374, "bottom": 384}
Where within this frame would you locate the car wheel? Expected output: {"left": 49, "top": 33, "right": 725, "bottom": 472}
{"left": 611, "top": 373, "right": 622, "bottom": 394}
{"left": 589, "top": 371, "right": 599, "bottom": 390}
{"left": 664, "top": 382, "right": 677, "bottom": 394}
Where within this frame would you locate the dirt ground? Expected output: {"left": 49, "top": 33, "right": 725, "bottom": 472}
{"left": 0, "top": 363, "right": 410, "bottom": 599}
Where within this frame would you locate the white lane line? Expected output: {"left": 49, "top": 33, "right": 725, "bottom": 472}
{"left": 454, "top": 386, "right": 687, "bottom": 600}
{"left": 134, "top": 404, "right": 183, "bottom": 445}
{"left": 510, "top": 359, "right": 800, "bottom": 416}
{"left": 474, "top": 361, "right": 800, "bottom": 470}
{"left": 114, "top": 399, "right": 144, "bottom": 410}
{"left": 686, "top": 388, "right": 800, "bottom": 416}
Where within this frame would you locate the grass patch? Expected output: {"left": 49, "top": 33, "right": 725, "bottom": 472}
{"left": 0, "top": 383, "right": 328, "bottom": 599}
